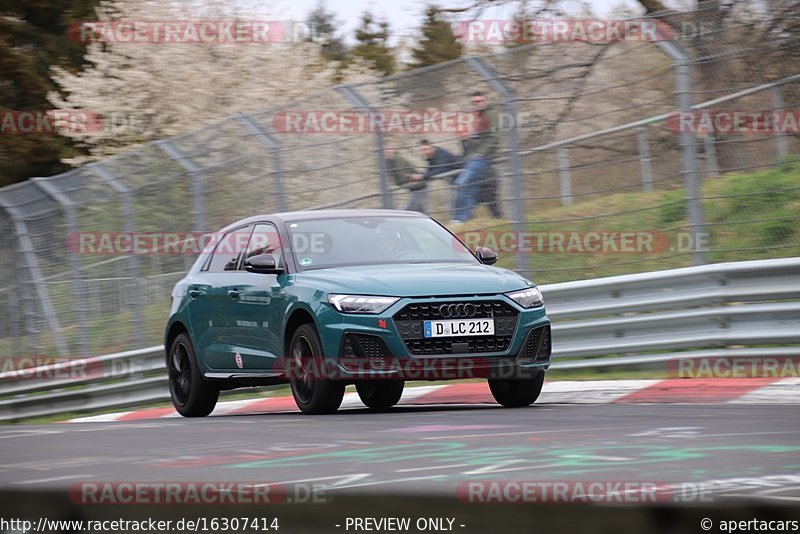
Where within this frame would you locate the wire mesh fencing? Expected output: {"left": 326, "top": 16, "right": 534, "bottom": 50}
{"left": 0, "top": 5, "right": 798, "bottom": 356}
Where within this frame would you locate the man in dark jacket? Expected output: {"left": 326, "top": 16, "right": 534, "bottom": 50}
{"left": 419, "top": 139, "right": 463, "bottom": 181}
{"left": 384, "top": 147, "right": 416, "bottom": 188}
{"left": 384, "top": 147, "right": 427, "bottom": 213}
{"left": 402, "top": 140, "right": 464, "bottom": 214}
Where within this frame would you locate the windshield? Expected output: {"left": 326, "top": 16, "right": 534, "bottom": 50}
{"left": 285, "top": 216, "right": 477, "bottom": 270}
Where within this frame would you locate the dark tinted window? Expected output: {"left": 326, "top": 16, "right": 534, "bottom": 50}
{"left": 206, "top": 226, "right": 252, "bottom": 272}
{"left": 242, "top": 223, "right": 283, "bottom": 269}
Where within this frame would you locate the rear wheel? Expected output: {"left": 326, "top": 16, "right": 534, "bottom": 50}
{"left": 168, "top": 332, "right": 219, "bottom": 417}
{"left": 356, "top": 380, "right": 404, "bottom": 410}
{"left": 488, "top": 371, "right": 545, "bottom": 408}
{"left": 289, "top": 323, "right": 345, "bottom": 414}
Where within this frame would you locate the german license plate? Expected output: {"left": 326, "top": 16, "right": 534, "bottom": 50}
{"left": 423, "top": 319, "right": 494, "bottom": 338}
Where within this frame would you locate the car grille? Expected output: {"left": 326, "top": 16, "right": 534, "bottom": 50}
{"left": 518, "top": 325, "right": 551, "bottom": 363}
{"left": 394, "top": 300, "right": 518, "bottom": 355}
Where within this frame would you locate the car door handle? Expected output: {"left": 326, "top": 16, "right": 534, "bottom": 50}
{"left": 188, "top": 288, "right": 200, "bottom": 299}
{"left": 228, "top": 289, "right": 240, "bottom": 300}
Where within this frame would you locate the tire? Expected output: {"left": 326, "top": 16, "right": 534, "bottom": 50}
{"left": 289, "top": 323, "right": 345, "bottom": 414}
{"left": 356, "top": 380, "right": 404, "bottom": 410}
{"left": 488, "top": 371, "right": 545, "bottom": 408}
{"left": 168, "top": 332, "right": 219, "bottom": 417}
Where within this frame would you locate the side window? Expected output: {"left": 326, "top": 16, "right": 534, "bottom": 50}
{"left": 206, "top": 226, "right": 252, "bottom": 272}
{"left": 242, "top": 223, "right": 283, "bottom": 268}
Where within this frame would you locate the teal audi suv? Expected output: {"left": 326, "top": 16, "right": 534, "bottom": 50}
{"left": 165, "top": 209, "right": 551, "bottom": 415}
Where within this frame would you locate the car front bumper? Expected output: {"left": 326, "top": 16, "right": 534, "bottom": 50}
{"left": 319, "top": 295, "right": 550, "bottom": 381}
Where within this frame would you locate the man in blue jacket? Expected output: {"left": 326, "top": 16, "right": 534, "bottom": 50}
{"left": 401, "top": 140, "right": 464, "bottom": 213}
{"left": 419, "top": 139, "right": 463, "bottom": 179}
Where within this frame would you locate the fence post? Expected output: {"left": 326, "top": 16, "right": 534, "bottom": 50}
{"left": 14, "top": 241, "right": 40, "bottom": 354}
{"left": 155, "top": 140, "right": 208, "bottom": 233}
{"left": 771, "top": 87, "right": 789, "bottom": 159}
{"left": 658, "top": 40, "right": 706, "bottom": 266}
{"left": 465, "top": 56, "right": 529, "bottom": 275}
{"left": 18, "top": 266, "right": 40, "bottom": 354}
{"left": 703, "top": 133, "right": 719, "bottom": 178}
{"left": 636, "top": 127, "right": 654, "bottom": 192}
{"left": 0, "top": 194, "right": 68, "bottom": 356}
{"left": 89, "top": 163, "right": 145, "bottom": 346}
{"left": 31, "top": 176, "right": 89, "bottom": 354}
{"left": 10, "top": 263, "right": 22, "bottom": 356}
{"left": 557, "top": 147, "right": 574, "bottom": 207}
{"left": 335, "top": 84, "right": 393, "bottom": 209}
{"left": 235, "top": 114, "right": 288, "bottom": 212}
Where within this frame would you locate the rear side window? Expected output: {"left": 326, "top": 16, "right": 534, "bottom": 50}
{"left": 206, "top": 226, "right": 252, "bottom": 272}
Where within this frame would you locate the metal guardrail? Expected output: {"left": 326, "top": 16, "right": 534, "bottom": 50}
{"left": 1, "top": 257, "right": 798, "bottom": 422}
{"left": 544, "top": 257, "right": 800, "bottom": 361}
{"left": 0, "top": 347, "right": 168, "bottom": 422}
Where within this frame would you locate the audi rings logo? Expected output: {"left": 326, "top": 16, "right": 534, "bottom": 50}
{"left": 439, "top": 303, "right": 477, "bottom": 318}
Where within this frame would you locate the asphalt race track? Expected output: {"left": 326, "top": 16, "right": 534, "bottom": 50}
{"left": 1, "top": 403, "right": 799, "bottom": 533}
{"left": 2, "top": 403, "right": 799, "bottom": 499}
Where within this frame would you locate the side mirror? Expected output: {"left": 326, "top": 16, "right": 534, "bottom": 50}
{"left": 475, "top": 247, "right": 497, "bottom": 265}
{"left": 244, "top": 253, "right": 283, "bottom": 274}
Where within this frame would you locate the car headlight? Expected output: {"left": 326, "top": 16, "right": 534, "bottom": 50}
{"left": 506, "top": 287, "right": 544, "bottom": 308}
{"left": 328, "top": 294, "right": 399, "bottom": 314}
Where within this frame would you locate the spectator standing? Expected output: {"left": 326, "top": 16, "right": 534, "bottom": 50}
{"left": 451, "top": 91, "right": 500, "bottom": 223}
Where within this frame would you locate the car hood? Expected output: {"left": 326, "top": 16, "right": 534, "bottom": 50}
{"left": 295, "top": 263, "right": 532, "bottom": 297}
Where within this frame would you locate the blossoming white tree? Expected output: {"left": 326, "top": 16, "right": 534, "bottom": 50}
{"left": 48, "top": 0, "right": 379, "bottom": 163}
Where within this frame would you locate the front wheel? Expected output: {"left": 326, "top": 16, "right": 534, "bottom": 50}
{"left": 168, "top": 332, "right": 219, "bottom": 417}
{"left": 356, "top": 380, "right": 404, "bottom": 410}
{"left": 289, "top": 324, "right": 345, "bottom": 414}
{"left": 488, "top": 371, "right": 545, "bottom": 408}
